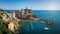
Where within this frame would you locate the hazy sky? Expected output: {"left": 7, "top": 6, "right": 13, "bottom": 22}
{"left": 0, "top": 0, "right": 60, "bottom": 10}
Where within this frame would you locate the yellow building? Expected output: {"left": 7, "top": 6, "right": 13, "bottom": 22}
{"left": 8, "top": 21, "right": 15, "bottom": 32}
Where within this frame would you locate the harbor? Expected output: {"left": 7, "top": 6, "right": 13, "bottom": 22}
{"left": 0, "top": 8, "right": 54, "bottom": 34}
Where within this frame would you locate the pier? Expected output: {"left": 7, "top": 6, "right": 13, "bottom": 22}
{"left": 33, "top": 18, "right": 54, "bottom": 25}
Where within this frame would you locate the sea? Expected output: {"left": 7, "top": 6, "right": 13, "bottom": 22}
{"left": 4, "top": 10, "right": 60, "bottom": 34}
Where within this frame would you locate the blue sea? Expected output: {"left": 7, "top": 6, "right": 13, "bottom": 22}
{"left": 18, "top": 10, "right": 60, "bottom": 34}
{"left": 4, "top": 10, "right": 60, "bottom": 34}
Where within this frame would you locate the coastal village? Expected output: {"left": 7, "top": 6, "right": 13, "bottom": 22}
{"left": 0, "top": 7, "right": 54, "bottom": 34}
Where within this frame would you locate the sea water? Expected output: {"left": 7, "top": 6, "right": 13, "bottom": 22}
{"left": 19, "top": 10, "right": 60, "bottom": 34}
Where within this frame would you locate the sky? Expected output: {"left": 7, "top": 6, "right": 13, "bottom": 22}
{"left": 0, "top": 0, "right": 60, "bottom": 10}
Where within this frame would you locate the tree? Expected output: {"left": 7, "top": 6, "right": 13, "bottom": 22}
{"left": 0, "top": 16, "right": 13, "bottom": 34}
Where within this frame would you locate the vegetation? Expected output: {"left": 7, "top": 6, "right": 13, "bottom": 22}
{"left": 0, "top": 19, "right": 13, "bottom": 34}
{"left": 0, "top": 10, "right": 13, "bottom": 34}
{"left": 0, "top": 22, "right": 13, "bottom": 34}
{"left": 22, "top": 20, "right": 32, "bottom": 23}
{"left": 0, "top": 9, "right": 3, "bottom": 12}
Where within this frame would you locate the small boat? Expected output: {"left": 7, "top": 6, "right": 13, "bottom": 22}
{"left": 43, "top": 27, "right": 49, "bottom": 31}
